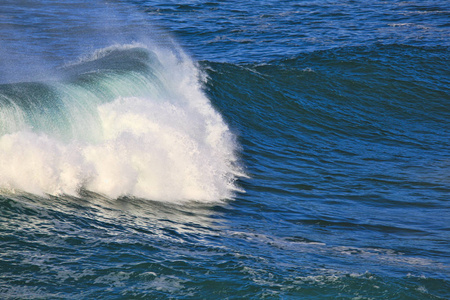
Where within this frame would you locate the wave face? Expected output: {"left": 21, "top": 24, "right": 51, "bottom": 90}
{"left": 0, "top": 45, "right": 241, "bottom": 202}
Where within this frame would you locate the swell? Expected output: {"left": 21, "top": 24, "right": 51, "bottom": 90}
{"left": 204, "top": 44, "right": 449, "bottom": 156}
{"left": 203, "top": 44, "right": 449, "bottom": 133}
{"left": 0, "top": 44, "right": 243, "bottom": 202}
{"left": 202, "top": 43, "right": 450, "bottom": 218}
{"left": 202, "top": 42, "right": 450, "bottom": 277}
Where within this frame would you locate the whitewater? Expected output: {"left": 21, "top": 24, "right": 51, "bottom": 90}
{"left": 0, "top": 44, "right": 241, "bottom": 201}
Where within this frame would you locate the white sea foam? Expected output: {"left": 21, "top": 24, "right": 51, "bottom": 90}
{"left": 0, "top": 45, "right": 242, "bottom": 202}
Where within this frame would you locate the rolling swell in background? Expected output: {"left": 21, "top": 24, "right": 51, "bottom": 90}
{"left": 1, "top": 0, "right": 449, "bottom": 299}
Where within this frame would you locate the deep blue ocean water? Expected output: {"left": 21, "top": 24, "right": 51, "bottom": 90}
{"left": 0, "top": 0, "right": 449, "bottom": 299}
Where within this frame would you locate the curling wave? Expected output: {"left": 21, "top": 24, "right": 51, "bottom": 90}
{"left": 0, "top": 44, "right": 242, "bottom": 202}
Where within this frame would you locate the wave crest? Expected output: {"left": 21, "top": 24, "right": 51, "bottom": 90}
{"left": 0, "top": 45, "right": 242, "bottom": 202}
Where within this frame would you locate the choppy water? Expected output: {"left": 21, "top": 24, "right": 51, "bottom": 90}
{"left": 0, "top": 0, "right": 449, "bottom": 299}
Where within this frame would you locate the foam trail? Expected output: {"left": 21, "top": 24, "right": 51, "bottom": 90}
{"left": 0, "top": 45, "right": 242, "bottom": 202}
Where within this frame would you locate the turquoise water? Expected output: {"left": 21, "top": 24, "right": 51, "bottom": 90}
{"left": 0, "top": 0, "right": 449, "bottom": 299}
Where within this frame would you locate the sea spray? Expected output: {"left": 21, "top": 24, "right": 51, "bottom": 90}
{"left": 0, "top": 44, "right": 242, "bottom": 202}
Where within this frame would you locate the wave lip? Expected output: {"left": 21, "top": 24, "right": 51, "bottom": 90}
{"left": 0, "top": 44, "right": 243, "bottom": 202}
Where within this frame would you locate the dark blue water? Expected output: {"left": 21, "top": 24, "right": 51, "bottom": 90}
{"left": 0, "top": 0, "right": 449, "bottom": 299}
